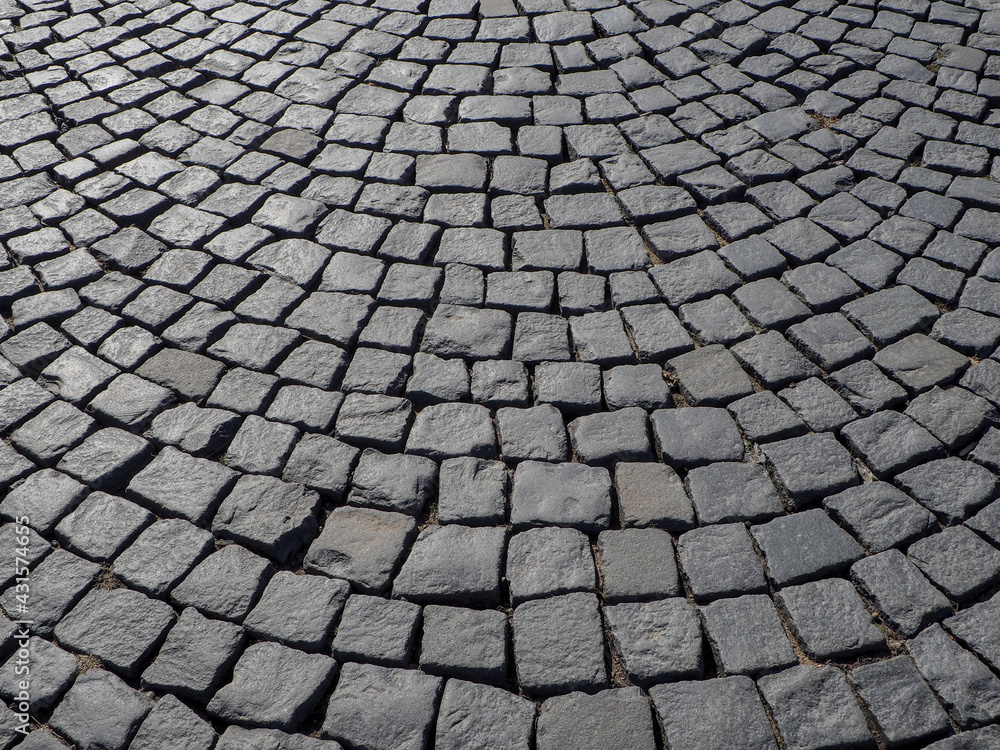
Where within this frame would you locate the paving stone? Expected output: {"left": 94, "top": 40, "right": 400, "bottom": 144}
{"left": 437, "top": 456, "right": 507, "bottom": 524}
{"left": 786, "top": 312, "right": 876, "bottom": 371}
{"left": 597, "top": 528, "right": 680, "bottom": 602}
{"left": 435, "top": 680, "right": 535, "bottom": 750}
{"left": 405, "top": 402, "right": 497, "bottom": 459}
{"left": 322, "top": 663, "right": 442, "bottom": 750}
{"left": 605, "top": 598, "right": 702, "bottom": 685}
{"left": 568, "top": 407, "right": 652, "bottom": 464}
{"left": 348, "top": 448, "right": 437, "bottom": 517}
{"left": 54, "top": 587, "right": 174, "bottom": 677}
{"left": 171, "top": 544, "right": 272, "bottom": 622}
{"left": 0, "top": 636, "right": 79, "bottom": 714}
{"left": 512, "top": 592, "right": 607, "bottom": 696}
{"left": 829, "top": 361, "right": 909, "bottom": 416}
{"left": 651, "top": 676, "right": 779, "bottom": 750}
{"left": 10, "top": 399, "right": 94, "bottom": 467}
{"left": 128, "top": 445, "right": 237, "bottom": 522}
{"left": 758, "top": 666, "right": 876, "bottom": 750}
{"left": 212, "top": 474, "right": 321, "bottom": 563}
{"left": 613, "top": 462, "right": 693, "bottom": 531}
{"left": 668, "top": 344, "right": 754, "bottom": 406}
{"left": 142, "top": 609, "right": 244, "bottom": 701}
{"left": 678, "top": 523, "right": 767, "bottom": 602}
{"left": 244, "top": 571, "right": 349, "bottom": 652}
{"left": 873, "top": 333, "right": 969, "bottom": 394}
{"left": 751, "top": 509, "right": 864, "bottom": 588}
{"left": 945, "top": 592, "right": 1000, "bottom": 672}
{"left": 841, "top": 411, "right": 945, "bottom": 479}
{"left": 208, "top": 642, "right": 337, "bottom": 731}
{"left": 823, "top": 483, "right": 936, "bottom": 554}
{"left": 305, "top": 506, "right": 416, "bottom": 595}
{"left": 850, "top": 549, "right": 952, "bottom": 638}
{"left": 904, "top": 387, "right": 996, "bottom": 452}
{"left": 701, "top": 594, "right": 798, "bottom": 676}
{"left": 908, "top": 525, "right": 1000, "bottom": 602}
{"left": 48, "top": 669, "right": 153, "bottom": 750}
{"left": 896, "top": 458, "right": 999, "bottom": 524}
{"left": 419, "top": 605, "right": 508, "bottom": 683}
{"left": 0, "top": 468, "right": 86, "bottom": 535}
{"left": 114, "top": 518, "right": 215, "bottom": 597}
{"left": 909, "top": 623, "right": 1000, "bottom": 730}
{"left": 421, "top": 304, "right": 512, "bottom": 359}
{"left": 536, "top": 687, "right": 656, "bottom": 750}
{"left": 776, "top": 578, "right": 885, "bottom": 660}
{"left": 130, "top": 694, "right": 217, "bottom": 750}
{"left": 728, "top": 391, "right": 810, "bottom": 443}
{"left": 506, "top": 526, "right": 596, "bottom": 604}
{"left": 762, "top": 433, "right": 859, "bottom": 505}
{"left": 651, "top": 407, "right": 744, "bottom": 468}
{"left": 850, "top": 656, "right": 950, "bottom": 747}
{"left": 534, "top": 361, "right": 603, "bottom": 413}
{"left": 497, "top": 404, "right": 568, "bottom": 462}
{"left": 510, "top": 460, "right": 611, "bottom": 531}
{"left": 55, "top": 490, "right": 153, "bottom": 561}
{"left": 335, "top": 393, "right": 414, "bottom": 452}
{"left": 393, "top": 524, "right": 505, "bottom": 605}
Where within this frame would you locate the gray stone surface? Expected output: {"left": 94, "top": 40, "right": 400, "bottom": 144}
{"left": 701, "top": 595, "right": 798, "bottom": 677}
{"left": 751, "top": 509, "right": 864, "bottom": 587}
{"left": 849, "top": 656, "right": 951, "bottom": 748}
{"left": 142, "top": 607, "right": 246, "bottom": 702}
{"left": 435, "top": 680, "right": 535, "bottom": 750}
{"left": 536, "top": 688, "right": 656, "bottom": 750}
{"left": 54, "top": 588, "right": 175, "bottom": 677}
{"left": 775, "top": 578, "right": 885, "bottom": 660}
{"left": 758, "top": 666, "right": 875, "bottom": 750}
{"left": 851, "top": 550, "right": 952, "bottom": 638}
{"left": 393, "top": 524, "right": 505, "bottom": 605}
{"left": 909, "top": 624, "right": 1000, "bottom": 730}
{"left": 651, "top": 677, "right": 779, "bottom": 750}
{"left": 6, "top": 2, "right": 999, "bottom": 744}
{"left": 596, "top": 528, "right": 680, "bottom": 602}
{"left": 305, "top": 506, "right": 416, "bottom": 595}
{"left": 604, "top": 598, "right": 702, "bottom": 685}
{"left": 506, "top": 526, "right": 596, "bottom": 603}
{"left": 510, "top": 460, "right": 612, "bottom": 531}
{"left": 512, "top": 592, "right": 607, "bottom": 696}
{"left": 48, "top": 670, "right": 153, "bottom": 750}
{"left": 322, "top": 663, "right": 442, "bottom": 750}
{"left": 208, "top": 642, "right": 337, "bottom": 730}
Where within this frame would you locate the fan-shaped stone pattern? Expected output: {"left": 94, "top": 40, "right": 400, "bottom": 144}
{"left": 0, "top": 0, "right": 999, "bottom": 746}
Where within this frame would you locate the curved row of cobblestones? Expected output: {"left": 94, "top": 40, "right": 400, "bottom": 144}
{"left": 1, "top": 0, "right": 1000, "bottom": 746}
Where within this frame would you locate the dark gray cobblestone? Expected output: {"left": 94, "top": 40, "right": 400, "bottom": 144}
{"left": 0, "top": 0, "right": 999, "bottom": 744}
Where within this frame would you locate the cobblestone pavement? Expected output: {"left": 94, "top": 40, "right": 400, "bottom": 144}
{"left": 1, "top": 0, "right": 1000, "bottom": 745}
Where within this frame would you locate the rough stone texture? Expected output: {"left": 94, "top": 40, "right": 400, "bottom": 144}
{"left": 758, "top": 666, "right": 875, "bottom": 750}
{"left": 512, "top": 592, "right": 607, "bottom": 696}
{"left": 305, "top": 506, "right": 416, "bottom": 594}
{"left": 849, "top": 657, "right": 951, "bottom": 748}
{"left": 909, "top": 624, "right": 1000, "bottom": 730}
{"left": 604, "top": 598, "right": 702, "bottom": 686}
{"left": 6, "top": 1, "right": 1000, "bottom": 744}
{"left": 536, "top": 688, "right": 656, "bottom": 750}
{"left": 322, "top": 663, "right": 442, "bottom": 750}
{"left": 208, "top": 642, "right": 338, "bottom": 730}
{"left": 651, "top": 677, "right": 779, "bottom": 750}
{"left": 510, "top": 460, "right": 612, "bottom": 531}
{"left": 392, "top": 524, "right": 505, "bottom": 605}
{"left": 435, "top": 680, "right": 535, "bottom": 750}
